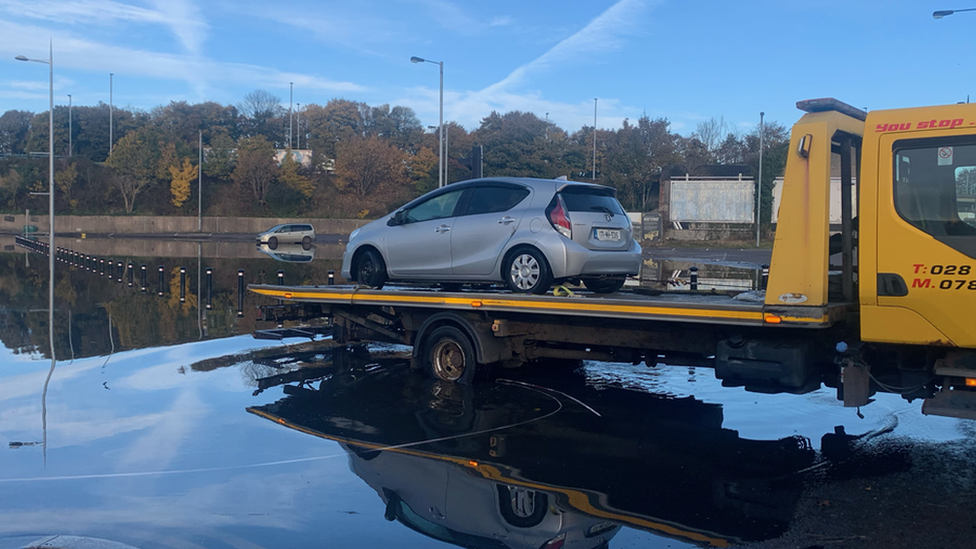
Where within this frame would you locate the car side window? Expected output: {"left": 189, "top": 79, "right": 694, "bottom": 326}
{"left": 405, "top": 189, "right": 464, "bottom": 223}
{"left": 464, "top": 186, "right": 530, "bottom": 215}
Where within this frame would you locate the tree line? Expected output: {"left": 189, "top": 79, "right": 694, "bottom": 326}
{"left": 0, "top": 90, "right": 790, "bottom": 221}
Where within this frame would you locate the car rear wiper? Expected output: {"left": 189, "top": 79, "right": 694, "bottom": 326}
{"left": 590, "top": 205, "right": 615, "bottom": 216}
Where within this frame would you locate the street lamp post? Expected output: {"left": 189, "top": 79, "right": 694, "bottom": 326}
{"left": 297, "top": 103, "right": 301, "bottom": 150}
{"left": 67, "top": 94, "right": 72, "bottom": 157}
{"left": 16, "top": 40, "right": 56, "bottom": 363}
{"left": 934, "top": 7, "right": 976, "bottom": 17}
{"left": 411, "top": 56, "right": 444, "bottom": 187}
{"left": 757, "top": 111, "right": 765, "bottom": 248}
{"left": 592, "top": 98, "right": 598, "bottom": 179}
{"left": 109, "top": 73, "right": 113, "bottom": 155}
{"left": 289, "top": 82, "right": 293, "bottom": 150}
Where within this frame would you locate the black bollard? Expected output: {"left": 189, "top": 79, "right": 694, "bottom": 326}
{"left": 277, "top": 269, "right": 284, "bottom": 286}
{"left": 690, "top": 266, "right": 699, "bottom": 291}
{"left": 85, "top": 255, "right": 90, "bottom": 272}
{"left": 328, "top": 270, "right": 335, "bottom": 285}
{"left": 158, "top": 265, "right": 165, "bottom": 297}
{"left": 206, "top": 268, "right": 213, "bottom": 310}
{"left": 99, "top": 258, "right": 105, "bottom": 276}
{"left": 128, "top": 262, "right": 134, "bottom": 287}
{"left": 237, "top": 269, "right": 245, "bottom": 317}
{"left": 117, "top": 261, "right": 124, "bottom": 283}
{"left": 140, "top": 264, "right": 147, "bottom": 292}
{"left": 761, "top": 264, "right": 770, "bottom": 291}
{"left": 179, "top": 266, "right": 186, "bottom": 303}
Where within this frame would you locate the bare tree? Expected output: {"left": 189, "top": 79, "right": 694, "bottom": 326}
{"left": 693, "top": 116, "right": 732, "bottom": 154}
{"left": 237, "top": 90, "right": 282, "bottom": 119}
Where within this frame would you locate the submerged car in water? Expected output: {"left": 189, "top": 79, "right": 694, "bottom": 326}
{"left": 341, "top": 177, "right": 641, "bottom": 294}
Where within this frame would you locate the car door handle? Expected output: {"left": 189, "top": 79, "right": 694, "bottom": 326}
{"left": 497, "top": 217, "right": 516, "bottom": 225}
{"left": 434, "top": 225, "right": 451, "bottom": 234}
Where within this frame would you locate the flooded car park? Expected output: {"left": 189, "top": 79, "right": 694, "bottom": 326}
{"left": 1, "top": 238, "right": 975, "bottom": 549}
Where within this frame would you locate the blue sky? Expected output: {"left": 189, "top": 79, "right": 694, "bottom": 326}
{"left": 0, "top": 0, "right": 972, "bottom": 136}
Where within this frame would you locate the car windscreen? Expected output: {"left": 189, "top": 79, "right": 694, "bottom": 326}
{"left": 559, "top": 186, "right": 626, "bottom": 215}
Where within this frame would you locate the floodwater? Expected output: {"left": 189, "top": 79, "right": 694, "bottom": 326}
{"left": 1, "top": 237, "right": 974, "bottom": 549}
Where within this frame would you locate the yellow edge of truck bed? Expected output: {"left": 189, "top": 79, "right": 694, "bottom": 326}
{"left": 250, "top": 284, "right": 768, "bottom": 325}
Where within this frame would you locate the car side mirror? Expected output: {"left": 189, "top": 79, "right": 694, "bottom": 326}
{"left": 388, "top": 210, "right": 407, "bottom": 226}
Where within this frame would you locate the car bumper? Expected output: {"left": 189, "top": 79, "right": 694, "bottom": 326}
{"left": 544, "top": 236, "right": 642, "bottom": 279}
{"left": 340, "top": 248, "right": 353, "bottom": 280}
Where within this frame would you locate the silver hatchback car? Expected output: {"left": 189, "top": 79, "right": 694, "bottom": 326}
{"left": 256, "top": 223, "right": 315, "bottom": 250}
{"left": 341, "top": 177, "right": 641, "bottom": 294}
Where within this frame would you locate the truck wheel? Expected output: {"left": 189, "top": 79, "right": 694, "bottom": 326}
{"left": 268, "top": 236, "right": 278, "bottom": 250}
{"left": 497, "top": 485, "right": 548, "bottom": 528}
{"left": 583, "top": 277, "right": 625, "bottom": 294}
{"left": 504, "top": 247, "right": 552, "bottom": 294}
{"left": 356, "top": 249, "right": 387, "bottom": 289}
{"left": 424, "top": 326, "right": 477, "bottom": 384}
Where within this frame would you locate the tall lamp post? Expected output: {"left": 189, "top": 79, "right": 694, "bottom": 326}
{"left": 288, "top": 82, "right": 293, "bottom": 150}
{"left": 16, "top": 41, "right": 56, "bottom": 362}
{"left": 933, "top": 7, "right": 976, "bottom": 17}
{"left": 411, "top": 56, "right": 444, "bottom": 187}
{"left": 67, "top": 94, "right": 72, "bottom": 157}
{"left": 109, "top": 73, "right": 114, "bottom": 155}
{"left": 593, "top": 98, "right": 598, "bottom": 179}
{"left": 757, "top": 111, "right": 764, "bottom": 248}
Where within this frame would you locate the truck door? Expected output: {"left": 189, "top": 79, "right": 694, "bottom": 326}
{"left": 872, "top": 133, "right": 976, "bottom": 347}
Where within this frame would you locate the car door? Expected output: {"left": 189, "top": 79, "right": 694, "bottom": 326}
{"left": 385, "top": 188, "right": 466, "bottom": 278}
{"left": 451, "top": 184, "right": 532, "bottom": 277}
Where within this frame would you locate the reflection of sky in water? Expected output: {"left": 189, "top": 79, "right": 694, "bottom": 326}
{"left": 0, "top": 337, "right": 459, "bottom": 548}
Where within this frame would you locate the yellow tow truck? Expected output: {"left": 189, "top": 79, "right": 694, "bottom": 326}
{"left": 250, "top": 98, "right": 976, "bottom": 420}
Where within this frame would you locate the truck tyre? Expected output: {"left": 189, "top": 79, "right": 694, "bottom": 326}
{"left": 582, "top": 277, "right": 625, "bottom": 294}
{"left": 268, "top": 236, "right": 278, "bottom": 250}
{"left": 424, "top": 325, "right": 477, "bottom": 384}
{"left": 356, "top": 249, "right": 387, "bottom": 289}
{"left": 497, "top": 485, "right": 548, "bottom": 528}
{"left": 504, "top": 247, "right": 552, "bottom": 294}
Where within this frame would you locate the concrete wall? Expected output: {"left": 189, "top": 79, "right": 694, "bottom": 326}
{"left": 0, "top": 214, "right": 371, "bottom": 236}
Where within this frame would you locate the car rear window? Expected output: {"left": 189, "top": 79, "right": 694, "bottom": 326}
{"left": 559, "top": 186, "right": 626, "bottom": 215}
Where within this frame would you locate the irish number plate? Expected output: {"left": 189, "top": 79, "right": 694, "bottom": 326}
{"left": 595, "top": 229, "right": 621, "bottom": 241}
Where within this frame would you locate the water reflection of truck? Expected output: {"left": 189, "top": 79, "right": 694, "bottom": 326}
{"left": 251, "top": 98, "right": 976, "bottom": 420}
{"left": 247, "top": 363, "right": 815, "bottom": 547}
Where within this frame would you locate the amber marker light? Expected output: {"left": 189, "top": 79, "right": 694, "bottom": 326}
{"left": 966, "top": 378, "right": 976, "bottom": 387}
{"left": 764, "top": 315, "right": 782, "bottom": 324}
{"left": 284, "top": 292, "right": 293, "bottom": 299}
{"left": 471, "top": 300, "right": 483, "bottom": 308}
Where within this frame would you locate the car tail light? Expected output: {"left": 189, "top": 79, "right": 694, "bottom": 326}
{"left": 548, "top": 196, "right": 572, "bottom": 239}
{"left": 539, "top": 533, "right": 566, "bottom": 549}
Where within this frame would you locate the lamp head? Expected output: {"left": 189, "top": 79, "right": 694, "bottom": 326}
{"left": 934, "top": 10, "right": 953, "bottom": 18}
{"left": 15, "top": 55, "right": 28, "bottom": 61}
{"left": 410, "top": 56, "right": 424, "bottom": 63}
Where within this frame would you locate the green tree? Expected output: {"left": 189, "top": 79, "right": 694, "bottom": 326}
{"left": 106, "top": 127, "right": 163, "bottom": 212}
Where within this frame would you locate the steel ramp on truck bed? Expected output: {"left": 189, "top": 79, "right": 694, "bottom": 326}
{"left": 247, "top": 284, "right": 846, "bottom": 328}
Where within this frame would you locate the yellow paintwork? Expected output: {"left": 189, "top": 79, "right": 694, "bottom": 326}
{"left": 860, "top": 104, "right": 976, "bottom": 348}
{"left": 765, "top": 110, "right": 864, "bottom": 311}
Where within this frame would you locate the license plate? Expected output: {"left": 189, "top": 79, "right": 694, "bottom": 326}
{"left": 595, "top": 229, "right": 621, "bottom": 241}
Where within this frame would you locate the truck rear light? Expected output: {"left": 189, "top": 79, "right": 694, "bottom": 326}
{"left": 548, "top": 196, "right": 572, "bottom": 238}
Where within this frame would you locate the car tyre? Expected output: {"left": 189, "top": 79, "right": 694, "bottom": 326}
{"left": 582, "top": 277, "right": 626, "bottom": 294}
{"left": 268, "top": 236, "right": 278, "bottom": 250}
{"left": 302, "top": 236, "right": 312, "bottom": 249}
{"left": 496, "top": 485, "right": 549, "bottom": 528}
{"left": 424, "top": 326, "right": 477, "bottom": 384}
{"left": 504, "top": 247, "right": 552, "bottom": 295}
{"left": 356, "top": 249, "right": 387, "bottom": 289}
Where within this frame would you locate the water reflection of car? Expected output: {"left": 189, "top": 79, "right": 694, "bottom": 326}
{"left": 247, "top": 360, "right": 816, "bottom": 547}
{"left": 341, "top": 177, "right": 641, "bottom": 294}
{"left": 256, "top": 243, "right": 314, "bottom": 263}
{"left": 256, "top": 223, "right": 315, "bottom": 249}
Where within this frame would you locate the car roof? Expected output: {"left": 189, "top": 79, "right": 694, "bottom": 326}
{"left": 449, "top": 176, "right": 611, "bottom": 192}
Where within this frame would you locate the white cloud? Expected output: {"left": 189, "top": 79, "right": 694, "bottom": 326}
{"left": 0, "top": 20, "right": 366, "bottom": 104}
